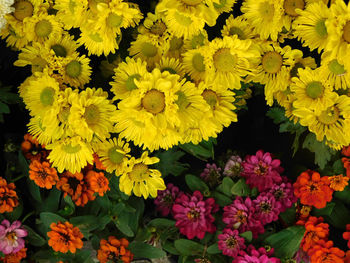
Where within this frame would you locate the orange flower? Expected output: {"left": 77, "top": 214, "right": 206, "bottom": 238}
{"left": 29, "top": 160, "right": 59, "bottom": 189}
{"left": 301, "top": 217, "right": 329, "bottom": 253}
{"left": 0, "top": 247, "right": 27, "bottom": 263}
{"left": 308, "top": 240, "right": 345, "bottom": 263}
{"left": 21, "top": 134, "right": 47, "bottom": 161}
{"left": 329, "top": 174, "right": 349, "bottom": 191}
{"left": 342, "top": 158, "right": 350, "bottom": 177}
{"left": 345, "top": 250, "right": 350, "bottom": 263}
{"left": 97, "top": 236, "right": 133, "bottom": 263}
{"left": 93, "top": 153, "right": 106, "bottom": 170}
{"left": 293, "top": 170, "right": 333, "bottom": 209}
{"left": 343, "top": 224, "right": 350, "bottom": 249}
{"left": 0, "top": 177, "right": 19, "bottom": 213}
{"left": 56, "top": 171, "right": 95, "bottom": 207}
{"left": 296, "top": 205, "right": 312, "bottom": 225}
{"left": 342, "top": 146, "right": 350, "bottom": 157}
{"left": 86, "top": 170, "right": 110, "bottom": 196}
{"left": 47, "top": 221, "right": 83, "bottom": 254}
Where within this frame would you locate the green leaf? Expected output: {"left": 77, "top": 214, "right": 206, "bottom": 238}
{"left": 216, "top": 177, "right": 235, "bottom": 197}
{"left": 180, "top": 138, "right": 216, "bottom": 160}
{"left": 266, "top": 107, "right": 287, "bottom": 124}
{"left": 38, "top": 188, "right": 61, "bottom": 213}
{"left": 265, "top": 225, "right": 305, "bottom": 259}
{"left": 312, "top": 202, "right": 335, "bottom": 217}
{"left": 207, "top": 243, "right": 221, "bottom": 254}
{"left": 154, "top": 149, "right": 189, "bottom": 177}
{"left": 129, "top": 241, "right": 166, "bottom": 259}
{"left": 334, "top": 186, "right": 350, "bottom": 205}
{"left": 313, "top": 201, "right": 350, "bottom": 229}
{"left": 174, "top": 239, "right": 204, "bottom": 256}
{"left": 333, "top": 159, "right": 345, "bottom": 174}
{"left": 240, "top": 231, "right": 253, "bottom": 242}
{"left": 23, "top": 225, "right": 46, "bottom": 247}
{"left": 39, "top": 212, "right": 66, "bottom": 230}
{"left": 127, "top": 197, "right": 144, "bottom": 233}
{"left": 302, "top": 133, "right": 335, "bottom": 169}
{"left": 185, "top": 174, "right": 210, "bottom": 196}
{"left": 211, "top": 190, "right": 232, "bottom": 206}
{"left": 70, "top": 215, "right": 111, "bottom": 238}
{"left": 0, "top": 86, "right": 20, "bottom": 104}
{"left": 114, "top": 213, "right": 134, "bottom": 237}
{"left": 148, "top": 218, "right": 176, "bottom": 228}
{"left": 231, "top": 178, "right": 251, "bottom": 196}
{"left": 279, "top": 207, "right": 296, "bottom": 226}
{"left": 5, "top": 202, "right": 23, "bottom": 221}
{"left": 0, "top": 101, "right": 9, "bottom": 114}
{"left": 163, "top": 240, "right": 180, "bottom": 255}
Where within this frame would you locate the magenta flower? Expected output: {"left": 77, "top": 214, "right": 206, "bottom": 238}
{"left": 233, "top": 245, "right": 280, "bottom": 263}
{"left": 268, "top": 177, "right": 297, "bottom": 212}
{"left": 224, "top": 155, "right": 243, "bottom": 177}
{"left": 0, "top": 220, "right": 27, "bottom": 254}
{"left": 172, "top": 191, "right": 219, "bottom": 239}
{"left": 241, "top": 150, "right": 283, "bottom": 192}
{"left": 218, "top": 228, "right": 246, "bottom": 257}
{"left": 154, "top": 183, "right": 182, "bottom": 216}
{"left": 253, "top": 193, "right": 281, "bottom": 225}
{"left": 200, "top": 163, "right": 221, "bottom": 187}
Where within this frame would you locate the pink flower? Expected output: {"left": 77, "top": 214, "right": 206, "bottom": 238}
{"left": 154, "top": 183, "right": 182, "bottom": 216}
{"left": 242, "top": 150, "right": 283, "bottom": 192}
{"left": 268, "top": 177, "right": 297, "bottom": 212}
{"left": 218, "top": 228, "right": 246, "bottom": 257}
{"left": 224, "top": 155, "right": 243, "bottom": 177}
{"left": 233, "top": 245, "right": 280, "bottom": 263}
{"left": 172, "top": 191, "right": 219, "bottom": 239}
{"left": 0, "top": 220, "right": 27, "bottom": 255}
{"left": 253, "top": 193, "right": 281, "bottom": 225}
{"left": 200, "top": 163, "right": 221, "bottom": 187}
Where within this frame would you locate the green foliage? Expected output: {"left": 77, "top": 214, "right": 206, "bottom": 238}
{"left": 180, "top": 138, "right": 216, "bottom": 160}
{"left": 129, "top": 241, "right": 166, "bottom": 259}
{"left": 148, "top": 218, "right": 176, "bottom": 228}
{"left": 312, "top": 201, "right": 350, "bottom": 229}
{"left": 240, "top": 231, "right": 253, "bottom": 242}
{"left": 154, "top": 149, "right": 189, "bottom": 177}
{"left": 207, "top": 243, "right": 220, "bottom": 254}
{"left": 231, "top": 178, "right": 251, "bottom": 196}
{"left": 215, "top": 177, "right": 234, "bottom": 197}
{"left": 174, "top": 239, "right": 204, "bottom": 256}
{"left": 23, "top": 225, "right": 46, "bottom": 247}
{"left": 185, "top": 174, "right": 210, "bottom": 196}
{"left": 0, "top": 84, "right": 20, "bottom": 122}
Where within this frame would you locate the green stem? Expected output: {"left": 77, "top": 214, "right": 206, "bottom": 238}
{"left": 22, "top": 211, "right": 35, "bottom": 223}
{"left": 12, "top": 174, "right": 26, "bottom": 182}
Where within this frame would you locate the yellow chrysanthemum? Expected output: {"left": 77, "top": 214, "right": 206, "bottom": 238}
{"left": 59, "top": 54, "right": 91, "bottom": 88}
{"left": 162, "top": 36, "right": 185, "bottom": 59}
{"left": 289, "top": 56, "right": 317, "bottom": 78}
{"left": 45, "top": 33, "right": 79, "bottom": 59}
{"left": 46, "top": 136, "right": 94, "bottom": 173}
{"left": 204, "top": 36, "right": 257, "bottom": 90}
{"left": 110, "top": 57, "right": 148, "bottom": 100}
{"left": 182, "top": 46, "right": 209, "bottom": 83}
{"left": 69, "top": 88, "right": 116, "bottom": 142}
{"left": 221, "top": 15, "right": 255, "bottom": 40}
{"left": 155, "top": 57, "right": 186, "bottom": 78}
{"left": 290, "top": 67, "right": 336, "bottom": 112}
{"left": 119, "top": 151, "right": 165, "bottom": 199}
{"left": 183, "top": 29, "right": 209, "bottom": 50}
{"left": 54, "top": 0, "right": 88, "bottom": 29}
{"left": 282, "top": 94, "right": 300, "bottom": 124}
{"left": 293, "top": 1, "right": 330, "bottom": 53}
{"left": 28, "top": 115, "right": 55, "bottom": 145}
{"left": 138, "top": 11, "right": 170, "bottom": 43}
{"left": 241, "top": 0, "right": 284, "bottom": 41}
{"left": 294, "top": 94, "right": 350, "bottom": 146}
{"left": 213, "top": 0, "right": 236, "bottom": 14}
{"left": 95, "top": 137, "right": 130, "bottom": 176}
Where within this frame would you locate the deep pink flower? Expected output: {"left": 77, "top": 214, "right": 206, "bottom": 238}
{"left": 154, "top": 183, "right": 182, "bottom": 216}
{"left": 242, "top": 150, "right": 283, "bottom": 192}
{"left": 268, "top": 177, "right": 297, "bottom": 212}
{"left": 200, "top": 163, "right": 221, "bottom": 187}
{"left": 0, "top": 220, "right": 27, "bottom": 254}
{"left": 218, "top": 228, "right": 246, "bottom": 257}
{"left": 253, "top": 193, "right": 281, "bottom": 225}
{"left": 224, "top": 155, "right": 243, "bottom": 177}
{"left": 233, "top": 245, "right": 280, "bottom": 263}
{"left": 172, "top": 191, "right": 219, "bottom": 239}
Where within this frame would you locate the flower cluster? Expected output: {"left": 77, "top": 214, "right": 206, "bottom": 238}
{"left": 0, "top": 220, "right": 27, "bottom": 255}
{"left": 0, "top": 177, "right": 19, "bottom": 214}
{"left": 97, "top": 236, "right": 133, "bottom": 263}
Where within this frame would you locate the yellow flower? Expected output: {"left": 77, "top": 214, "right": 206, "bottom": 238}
{"left": 28, "top": 115, "right": 56, "bottom": 145}
{"left": 45, "top": 33, "right": 79, "bottom": 59}
{"left": 182, "top": 46, "right": 209, "bottom": 83}
{"left": 59, "top": 53, "right": 91, "bottom": 88}
{"left": 162, "top": 35, "right": 185, "bottom": 59}
{"left": 138, "top": 11, "right": 170, "bottom": 43}
{"left": 213, "top": 0, "right": 236, "bottom": 14}
{"left": 183, "top": 29, "right": 209, "bottom": 50}
{"left": 221, "top": 15, "right": 255, "bottom": 40}
{"left": 54, "top": 0, "right": 88, "bottom": 29}
{"left": 155, "top": 57, "right": 186, "bottom": 78}
{"left": 119, "top": 151, "right": 165, "bottom": 199}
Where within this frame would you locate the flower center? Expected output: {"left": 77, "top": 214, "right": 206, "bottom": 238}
{"left": 190, "top": 32, "right": 206, "bottom": 48}
{"left": 318, "top": 106, "right": 340, "bottom": 125}
{"left": 260, "top": 202, "right": 272, "bottom": 213}
{"left": 174, "top": 11, "right": 193, "bottom": 26}
{"left": 229, "top": 26, "right": 246, "bottom": 40}
{"left": 84, "top": 105, "right": 100, "bottom": 125}
{"left": 315, "top": 19, "right": 327, "bottom": 38}
{"left": 129, "top": 163, "right": 148, "bottom": 181}
{"left": 142, "top": 89, "right": 166, "bottom": 114}
{"left": 150, "top": 20, "right": 167, "bottom": 36}
{"left": 162, "top": 193, "right": 173, "bottom": 205}
{"left": 202, "top": 89, "right": 218, "bottom": 108}
{"left": 37, "top": 170, "right": 48, "bottom": 179}
{"left": 66, "top": 60, "right": 82, "bottom": 78}
{"left": 225, "top": 236, "right": 238, "bottom": 249}
{"left": 259, "top": 2, "right": 275, "bottom": 19}
{"left": 328, "top": 59, "right": 346, "bottom": 76}
{"left": 89, "top": 32, "right": 103, "bottom": 42}
{"left": 106, "top": 13, "right": 123, "bottom": 28}
{"left": 67, "top": 177, "right": 81, "bottom": 191}
{"left": 309, "top": 184, "right": 319, "bottom": 192}
{"left": 254, "top": 162, "right": 268, "bottom": 175}
{"left": 262, "top": 51, "right": 283, "bottom": 74}
{"left": 141, "top": 42, "right": 157, "bottom": 57}
{"left": 14, "top": 1, "right": 34, "bottom": 21}
{"left": 283, "top": 0, "right": 305, "bottom": 17}
{"left": 213, "top": 48, "right": 237, "bottom": 72}
{"left": 6, "top": 232, "right": 17, "bottom": 243}
{"left": 192, "top": 53, "right": 205, "bottom": 72}
{"left": 40, "top": 87, "right": 55, "bottom": 106}
{"left": 274, "top": 189, "right": 285, "bottom": 200}
{"left": 186, "top": 208, "right": 200, "bottom": 220}
{"left": 169, "top": 37, "right": 183, "bottom": 51}
{"left": 176, "top": 91, "right": 190, "bottom": 110}
{"left": 108, "top": 146, "right": 124, "bottom": 164}
{"left": 51, "top": 44, "right": 67, "bottom": 57}
{"left": 343, "top": 21, "right": 350, "bottom": 43}
{"left": 235, "top": 210, "right": 247, "bottom": 223}
{"left": 180, "top": 0, "right": 202, "bottom": 6}
{"left": 35, "top": 20, "right": 53, "bottom": 38}
{"left": 305, "top": 81, "right": 324, "bottom": 99}
{"left": 62, "top": 143, "right": 81, "bottom": 154}
{"left": 125, "top": 74, "right": 140, "bottom": 91}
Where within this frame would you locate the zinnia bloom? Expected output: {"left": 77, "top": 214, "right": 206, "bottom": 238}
{"left": 308, "top": 240, "right": 345, "bottom": 263}
{"left": 21, "top": 133, "right": 47, "bottom": 161}
{"left": 329, "top": 174, "right": 349, "bottom": 191}
{"left": 0, "top": 220, "right": 27, "bottom": 255}
{"left": 268, "top": 177, "right": 297, "bottom": 212}
{"left": 342, "top": 146, "right": 350, "bottom": 157}
{"left": 200, "top": 163, "right": 221, "bottom": 188}
{"left": 172, "top": 191, "right": 219, "bottom": 239}
{"left": 0, "top": 177, "right": 19, "bottom": 214}
{"left": 293, "top": 170, "right": 333, "bottom": 209}
{"left": 241, "top": 150, "right": 283, "bottom": 192}
{"left": 154, "top": 183, "right": 182, "bottom": 217}
{"left": 85, "top": 170, "right": 110, "bottom": 197}
{"left": 47, "top": 221, "right": 83, "bottom": 254}
{"left": 233, "top": 245, "right": 280, "bottom": 263}
{"left": 97, "top": 236, "right": 133, "bottom": 263}
{"left": 223, "top": 155, "right": 243, "bottom": 178}
{"left": 253, "top": 193, "right": 281, "bottom": 225}
{"left": 343, "top": 224, "right": 350, "bottom": 249}
{"left": 218, "top": 228, "right": 246, "bottom": 257}
{"left": 29, "top": 160, "right": 59, "bottom": 189}
{"left": 301, "top": 216, "right": 329, "bottom": 253}
{"left": 0, "top": 247, "right": 27, "bottom": 263}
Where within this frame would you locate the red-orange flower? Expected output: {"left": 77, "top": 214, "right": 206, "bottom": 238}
{"left": 342, "top": 146, "right": 350, "bottom": 157}
{"left": 86, "top": 170, "right": 110, "bottom": 196}
{"left": 296, "top": 205, "right": 312, "bottom": 225}
{"left": 293, "top": 170, "right": 333, "bottom": 209}
{"left": 342, "top": 158, "right": 350, "bottom": 177}
{"left": 343, "top": 224, "right": 350, "bottom": 249}
{"left": 97, "top": 236, "right": 133, "bottom": 263}
{"left": 301, "top": 217, "right": 329, "bottom": 253}
{"left": 0, "top": 177, "right": 19, "bottom": 213}
{"left": 308, "top": 240, "right": 345, "bottom": 263}
{"left": 329, "top": 174, "right": 349, "bottom": 191}
{"left": 47, "top": 221, "right": 83, "bottom": 254}
{"left": 93, "top": 153, "right": 106, "bottom": 171}
{"left": 21, "top": 134, "right": 47, "bottom": 161}
{"left": 0, "top": 247, "right": 27, "bottom": 263}
{"left": 345, "top": 250, "right": 350, "bottom": 263}
{"left": 29, "top": 160, "right": 58, "bottom": 189}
